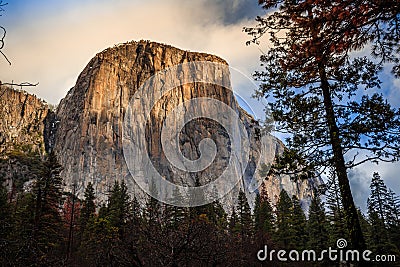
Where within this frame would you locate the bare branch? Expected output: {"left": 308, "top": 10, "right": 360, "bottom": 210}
{"left": 0, "top": 2, "right": 11, "bottom": 65}
{"left": 0, "top": 26, "right": 6, "bottom": 50}
{"left": 0, "top": 82, "right": 39, "bottom": 98}
{"left": 0, "top": 1, "right": 8, "bottom": 14}
{"left": 1, "top": 82, "right": 39, "bottom": 87}
{"left": 0, "top": 26, "right": 10, "bottom": 64}
{"left": 346, "top": 156, "right": 397, "bottom": 169}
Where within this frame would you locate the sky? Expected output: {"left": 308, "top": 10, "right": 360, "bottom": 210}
{"left": 1, "top": 0, "right": 399, "bottom": 212}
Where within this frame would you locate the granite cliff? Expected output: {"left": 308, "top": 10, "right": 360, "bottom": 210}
{"left": 0, "top": 86, "right": 50, "bottom": 155}
{"left": 0, "top": 41, "right": 319, "bottom": 207}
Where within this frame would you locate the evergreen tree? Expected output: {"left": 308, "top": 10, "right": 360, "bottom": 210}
{"left": 367, "top": 172, "right": 392, "bottom": 225}
{"left": 326, "top": 172, "right": 348, "bottom": 245}
{"left": 357, "top": 209, "right": 370, "bottom": 248}
{"left": 33, "top": 151, "right": 65, "bottom": 264}
{"left": 387, "top": 189, "right": 400, "bottom": 250}
{"left": 291, "top": 195, "right": 307, "bottom": 250}
{"left": 79, "top": 182, "right": 96, "bottom": 233}
{"left": 367, "top": 172, "right": 399, "bottom": 257}
{"left": 236, "top": 190, "right": 253, "bottom": 239}
{"left": 79, "top": 216, "right": 123, "bottom": 266}
{"left": 387, "top": 189, "right": 400, "bottom": 226}
{"left": 122, "top": 193, "right": 143, "bottom": 267}
{"left": 145, "top": 181, "right": 161, "bottom": 228}
{"left": 202, "top": 186, "right": 228, "bottom": 229}
{"left": 7, "top": 152, "right": 65, "bottom": 265}
{"left": 131, "top": 194, "right": 142, "bottom": 227}
{"left": 274, "top": 189, "right": 294, "bottom": 249}
{"left": 307, "top": 192, "right": 329, "bottom": 252}
{"left": 254, "top": 182, "right": 274, "bottom": 235}
{"left": 229, "top": 206, "right": 238, "bottom": 235}
{"left": 107, "top": 180, "right": 131, "bottom": 230}
{"left": 79, "top": 181, "right": 132, "bottom": 266}
{"left": 367, "top": 210, "right": 398, "bottom": 257}
{"left": 204, "top": 199, "right": 228, "bottom": 229}
{"left": 164, "top": 186, "right": 188, "bottom": 229}
{"left": 77, "top": 182, "right": 96, "bottom": 250}
{"left": 11, "top": 192, "right": 38, "bottom": 265}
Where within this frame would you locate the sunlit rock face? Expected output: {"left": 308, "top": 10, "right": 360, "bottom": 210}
{"left": 0, "top": 86, "right": 50, "bottom": 155}
{"left": 0, "top": 85, "right": 55, "bottom": 194}
{"left": 53, "top": 41, "right": 234, "bottom": 201}
{"left": 0, "top": 41, "right": 319, "bottom": 208}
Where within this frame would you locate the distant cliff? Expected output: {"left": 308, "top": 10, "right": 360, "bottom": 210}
{"left": 0, "top": 85, "right": 54, "bottom": 194}
{"left": 0, "top": 86, "right": 50, "bottom": 155}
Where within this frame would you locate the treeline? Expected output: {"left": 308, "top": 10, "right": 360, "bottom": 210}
{"left": 1, "top": 153, "right": 400, "bottom": 266}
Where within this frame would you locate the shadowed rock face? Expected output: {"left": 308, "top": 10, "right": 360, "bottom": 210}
{"left": 52, "top": 40, "right": 318, "bottom": 207}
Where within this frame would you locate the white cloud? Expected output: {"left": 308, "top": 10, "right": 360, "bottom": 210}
{"left": 348, "top": 160, "right": 400, "bottom": 213}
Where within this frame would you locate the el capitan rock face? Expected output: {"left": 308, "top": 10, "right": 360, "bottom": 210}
{"left": 52, "top": 40, "right": 318, "bottom": 207}
{"left": 0, "top": 41, "right": 319, "bottom": 208}
{"left": 53, "top": 41, "right": 236, "bottom": 200}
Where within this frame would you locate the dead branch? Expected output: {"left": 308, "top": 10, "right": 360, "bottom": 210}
{"left": 1, "top": 82, "right": 39, "bottom": 87}
{"left": 0, "top": 82, "right": 39, "bottom": 98}
{"left": 0, "top": 26, "right": 10, "bottom": 65}
{"left": 0, "top": 2, "right": 11, "bottom": 65}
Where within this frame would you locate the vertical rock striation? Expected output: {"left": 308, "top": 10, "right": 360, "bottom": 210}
{"left": 53, "top": 40, "right": 319, "bottom": 207}
{"left": 54, "top": 40, "right": 237, "bottom": 200}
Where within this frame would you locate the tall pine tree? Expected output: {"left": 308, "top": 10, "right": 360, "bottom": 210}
{"left": 77, "top": 182, "right": 96, "bottom": 247}
{"left": 254, "top": 182, "right": 274, "bottom": 235}
{"left": 236, "top": 190, "right": 253, "bottom": 239}
{"left": 367, "top": 172, "right": 392, "bottom": 224}
{"left": 274, "top": 189, "right": 294, "bottom": 249}
{"left": 245, "top": 0, "right": 400, "bottom": 250}
{"left": 367, "top": 172, "right": 398, "bottom": 257}
{"left": 107, "top": 180, "right": 131, "bottom": 231}
{"left": 307, "top": 192, "right": 329, "bottom": 252}
{"left": 291, "top": 195, "right": 307, "bottom": 250}
{"left": 80, "top": 183, "right": 96, "bottom": 226}
{"left": 326, "top": 171, "right": 348, "bottom": 245}
{"left": 33, "top": 151, "right": 65, "bottom": 264}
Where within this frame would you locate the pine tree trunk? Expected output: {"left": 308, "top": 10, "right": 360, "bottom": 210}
{"left": 318, "top": 63, "right": 366, "bottom": 250}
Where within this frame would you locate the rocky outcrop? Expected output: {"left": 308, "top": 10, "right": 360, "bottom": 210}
{"left": 0, "top": 86, "right": 50, "bottom": 155}
{"left": 0, "top": 85, "right": 53, "bottom": 194}
{"left": 52, "top": 40, "right": 319, "bottom": 207}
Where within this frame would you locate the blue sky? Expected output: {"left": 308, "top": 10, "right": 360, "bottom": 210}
{"left": 1, "top": 0, "right": 399, "bottom": 212}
